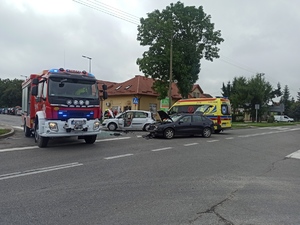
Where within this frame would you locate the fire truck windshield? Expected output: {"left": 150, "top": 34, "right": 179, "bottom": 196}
{"left": 49, "top": 78, "right": 99, "bottom": 99}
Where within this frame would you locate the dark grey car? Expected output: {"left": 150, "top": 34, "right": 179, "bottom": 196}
{"left": 148, "top": 111, "right": 214, "bottom": 139}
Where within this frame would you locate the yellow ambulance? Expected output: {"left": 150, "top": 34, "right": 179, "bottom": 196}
{"left": 168, "top": 97, "right": 232, "bottom": 133}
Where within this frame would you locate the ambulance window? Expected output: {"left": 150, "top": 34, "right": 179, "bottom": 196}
{"left": 221, "top": 104, "right": 231, "bottom": 115}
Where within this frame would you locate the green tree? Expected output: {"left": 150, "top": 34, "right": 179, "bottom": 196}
{"left": 0, "top": 78, "right": 23, "bottom": 107}
{"left": 221, "top": 81, "right": 231, "bottom": 98}
{"left": 222, "top": 74, "right": 281, "bottom": 121}
{"left": 280, "top": 85, "right": 291, "bottom": 114}
{"left": 137, "top": 1, "right": 224, "bottom": 99}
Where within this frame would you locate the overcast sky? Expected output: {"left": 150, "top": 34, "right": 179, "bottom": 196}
{"left": 1, "top": 0, "right": 299, "bottom": 99}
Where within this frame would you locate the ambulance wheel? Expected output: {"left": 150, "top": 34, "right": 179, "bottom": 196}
{"left": 24, "top": 120, "right": 31, "bottom": 137}
{"left": 34, "top": 121, "right": 49, "bottom": 148}
{"left": 214, "top": 129, "right": 222, "bottom": 134}
{"left": 84, "top": 135, "right": 97, "bottom": 144}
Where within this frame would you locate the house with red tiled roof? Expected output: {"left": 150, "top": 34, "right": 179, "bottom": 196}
{"left": 98, "top": 75, "right": 210, "bottom": 116}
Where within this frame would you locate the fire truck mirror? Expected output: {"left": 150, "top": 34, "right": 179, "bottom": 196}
{"left": 103, "top": 91, "right": 108, "bottom": 100}
{"left": 32, "top": 78, "right": 39, "bottom": 85}
{"left": 31, "top": 86, "right": 38, "bottom": 96}
{"left": 102, "top": 84, "right": 107, "bottom": 90}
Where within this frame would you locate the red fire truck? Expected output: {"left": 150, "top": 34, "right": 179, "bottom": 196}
{"left": 21, "top": 68, "right": 107, "bottom": 148}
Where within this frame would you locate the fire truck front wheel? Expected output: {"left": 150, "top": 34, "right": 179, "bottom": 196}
{"left": 24, "top": 120, "right": 31, "bottom": 137}
{"left": 84, "top": 135, "right": 97, "bottom": 144}
{"left": 34, "top": 121, "right": 49, "bottom": 148}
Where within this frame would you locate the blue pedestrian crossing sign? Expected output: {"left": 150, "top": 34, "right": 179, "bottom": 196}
{"left": 133, "top": 97, "right": 139, "bottom": 104}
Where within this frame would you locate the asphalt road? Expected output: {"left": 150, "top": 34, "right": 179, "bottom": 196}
{"left": 1, "top": 114, "right": 300, "bottom": 225}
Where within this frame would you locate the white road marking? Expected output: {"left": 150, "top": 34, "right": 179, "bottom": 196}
{"left": 225, "top": 137, "right": 234, "bottom": 140}
{"left": 0, "top": 137, "right": 131, "bottom": 153}
{"left": 0, "top": 146, "right": 39, "bottom": 153}
{"left": 207, "top": 140, "right": 219, "bottom": 142}
{"left": 96, "top": 137, "right": 131, "bottom": 142}
{"left": 286, "top": 150, "right": 300, "bottom": 159}
{"left": 151, "top": 147, "right": 173, "bottom": 152}
{"left": 104, "top": 154, "right": 134, "bottom": 160}
{"left": 183, "top": 143, "right": 198, "bottom": 146}
{"left": 0, "top": 162, "right": 83, "bottom": 181}
{"left": 12, "top": 126, "right": 23, "bottom": 130}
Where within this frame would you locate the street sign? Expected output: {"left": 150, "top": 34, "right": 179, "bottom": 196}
{"left": 133, "top": 97, "right": 139, "bottom": 105}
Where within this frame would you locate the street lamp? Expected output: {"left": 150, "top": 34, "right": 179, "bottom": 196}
{"left": 82, "top": 55, "right": 92, "bottom": 73}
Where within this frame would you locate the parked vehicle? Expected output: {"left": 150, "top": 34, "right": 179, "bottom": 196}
{"left": 102, "top": 110, "right": 155, "bottom": 131}
{"left": 274, "top": 115, "right": 294, "bottom": 122}
{"left": 148, "top": 111, "right": 214, "bottom": 139}
{"left": 21, "top": 68, "right": 108, "bottom": 148}
{"left": 168, "top": 97, "right": 232, "bottom": 133}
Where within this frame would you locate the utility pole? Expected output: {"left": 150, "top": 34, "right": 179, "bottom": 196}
{"left": 168, "top": 34, "right": 173, "bottom": 109}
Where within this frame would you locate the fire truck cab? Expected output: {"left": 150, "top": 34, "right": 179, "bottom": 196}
{"left": 21, "top": 68, "right": 107, "bottom": 148}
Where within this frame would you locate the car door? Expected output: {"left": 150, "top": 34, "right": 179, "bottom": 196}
{"left": 176, "top": 115, "right": 193, "bottom": 135}
{"left": 191, "top": 115, "right": 204, "bottom": 134}
{"left": 123, "top": 111, "right": 134, "bottom": 129}
{"left": 131, "top": 111, "right": 146, "bottom": 130}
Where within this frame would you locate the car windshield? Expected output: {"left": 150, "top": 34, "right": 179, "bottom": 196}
{"left": 49, "top": 78, "right": 99, "bottom": 99}
{"left": 169, "top": 114, "right": 182, "bottom": 122}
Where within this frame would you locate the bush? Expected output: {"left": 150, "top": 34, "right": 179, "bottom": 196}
{"left": 232, "top": 114, "right": 244, "bottom": 122}
{"left": 267, "top": 115, "right": 274, "bottom": 123}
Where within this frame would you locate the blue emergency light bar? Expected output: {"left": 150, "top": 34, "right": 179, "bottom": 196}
{"left": 48, "top": 68, "right": 95, "bottom": 78}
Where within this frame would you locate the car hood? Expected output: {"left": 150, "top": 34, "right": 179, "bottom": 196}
{"left": 157, "top": 110, "right": 173, "bottom": 122}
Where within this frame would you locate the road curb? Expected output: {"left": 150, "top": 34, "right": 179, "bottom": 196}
{"left": 0, "top": 126, "right": 15, "bottom": 139}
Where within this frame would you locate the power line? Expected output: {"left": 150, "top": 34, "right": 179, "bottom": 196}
{"left": 73, "top": 0, "right": 140, "bottom": 25}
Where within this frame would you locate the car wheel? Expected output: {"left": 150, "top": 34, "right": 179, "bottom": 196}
{"left": 108, "top": 122, "right": 117, "bottom": 131}
{"left": 202, "top": 127, "right": 212, "bottom": 138}
{"left": 164, "top": 128, "right": 174, "bottom": 139}
{"left": 143, "top": 123, "right": 150, "bottom": 131}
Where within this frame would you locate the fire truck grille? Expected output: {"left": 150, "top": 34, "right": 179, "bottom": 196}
{"left": 57, "top": 110, "right": 94, "bottom": 120}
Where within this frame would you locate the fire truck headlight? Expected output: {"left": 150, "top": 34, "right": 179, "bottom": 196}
{"left": 93, "top": 120, "right": 101, "bottom": 130}
{"left": 66, "top": 100, "right": 72, "bottom": 105}
{"left": 85, "top": 100, "right": 89, "bottom": 105}
{"left": 79, "top": 100, "right": 84, "bottom": 105}
{"left": 48, "top": 122, "right": 58, "bottom": 131}
{"left": 74, "top": 100, "right": 79, "bottom": 105}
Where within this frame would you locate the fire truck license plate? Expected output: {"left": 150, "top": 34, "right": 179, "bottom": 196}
{"left": 72, "top": 120, "right": 85, "bottom": 125}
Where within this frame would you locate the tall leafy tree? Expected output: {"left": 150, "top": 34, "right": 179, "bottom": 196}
{"left": 280, "top": 85, "right": 291, "bottom": 113}
{"left": 221, "top": 81, "right": 231, "bottom": 98}
{"left": 137, "top": 1, "right": 224, "bottom": 99}
{"left": 0, "top": 78, "right": 23, "bottom": 107}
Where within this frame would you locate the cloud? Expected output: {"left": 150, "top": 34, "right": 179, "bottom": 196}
{"left": 1, "top": 0, "right": 300, "bottom": 99}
